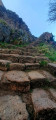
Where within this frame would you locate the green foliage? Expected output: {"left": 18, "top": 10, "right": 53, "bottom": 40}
{"left": 39, "top": 60, "right": 48, "bottom": 67}
{"left": 0, "top": 41, "right": 29, "bottom": 49}
{"left": 35, "top": 43, "right": 56, "bottom": 62}
{"left": 0, "top": 19, "right": 7, "bottom": 25}
{"left": 0, "top": 42, "right": 9, "bottom": 48}
{"left": 6, "top": 62, "right": 10, "bottom": 70}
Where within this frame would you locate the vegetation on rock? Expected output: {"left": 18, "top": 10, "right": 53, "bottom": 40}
{"left": 0, "top": 5, "right": 36, "bottom": 44}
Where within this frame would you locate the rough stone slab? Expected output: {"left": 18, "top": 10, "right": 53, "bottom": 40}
{"left": 31, "top": 89, "right": 56, "bottom": 120}
{"left": 0, "top": 54, "right": 19, "bottom": 62}
{"left": 49, "top": 88, "right": 56, "bottom": 100}
{"left": 18, "top": 55, "right": 36, "bottom": 63}
{"left": 28, "top": 71, "right": 46, "bottom": 88}
{"left": 41, "top": 71, "right": 56, "bottom": 87}
{"left": 2, "top": 71, "right": 30, "bottom": 92}
{"left": 0, "top": 60, "right": 12, "bottom": 71}
{"left": 36, "top": 56, "right": 49, "bottom": 62}
{"left": 25, "top": 63, "right": 40, "bottom": 70}
{"left": 48, "top": 63, "right": 56, "bottom": 75}
{"left": 9, "top": 63, "right": 25, "bottom": 71}
{"left": 48, "top": 63, "right": 56, "bottom": 68}
{"left": 0, "top": 95, "right": 29, "bottom": 120}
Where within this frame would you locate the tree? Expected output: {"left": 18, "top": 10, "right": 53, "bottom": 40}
{"left": 49, "top": 0, "right": 56, "bottom": 22}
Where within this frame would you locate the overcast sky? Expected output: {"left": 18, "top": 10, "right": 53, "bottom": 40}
{"left": 2, "top": 0, "right": 56, "bottom": 39}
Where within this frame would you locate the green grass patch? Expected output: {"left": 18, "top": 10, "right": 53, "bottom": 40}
{"left": 0, "top": 42, "right": 29, "bottom": 49}
{"left": 39, "top": 60, "right": 48, "bottom": 67}
{"left": 35, "top": 43, "right": 56, "bottom": 62}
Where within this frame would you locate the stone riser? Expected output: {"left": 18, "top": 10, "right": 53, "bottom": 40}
{"left": 0, "top": 82, "right": 30, "bottom": 93}
{"left": 0, "top": 54, "right": 49, "bottom": 63}
{"left": 0, "top": 62, "right": 40, "bottom": 71}
{"left": 47, "top": 63, "right": 56, "bottom": 76}
{"left": 0, "top": 70, "right": 56, "bottom": 93}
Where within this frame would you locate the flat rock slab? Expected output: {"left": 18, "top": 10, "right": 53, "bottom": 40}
{"left": 31, "top": 89, "right": 56, "bottom": 120}
{"left": 0, "top": 95, "right": 29, "bottom": 120}
{"left": 28, "top": 71, "right": 46, "bottom": 88}
{"left": 0, "top": 60, "right": 12, "bottom": 71}
{"left": 2, "top": 71, "right": 30, "bottom": 92}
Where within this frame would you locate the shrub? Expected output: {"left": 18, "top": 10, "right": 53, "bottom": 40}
{"left": 39, "top": 60, "right": 48, "bottom": 67}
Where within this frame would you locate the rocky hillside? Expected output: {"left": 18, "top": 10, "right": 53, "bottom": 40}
{"left": 32, "top": 32, "right": 56, "bottom": 47}
{"left": 0, "top": 0, "right": 36, "bottom": 44}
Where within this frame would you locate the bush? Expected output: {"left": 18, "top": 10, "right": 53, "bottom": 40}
{"left": 39, "top": 60, "right": 48, "bottom": 67}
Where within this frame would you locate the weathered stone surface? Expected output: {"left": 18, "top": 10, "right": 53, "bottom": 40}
{"left": 2, "top": 71, "right": 30, "bottom": 92}
{"left": 28, "top": 71, "right": 46, "bottom": 88}
{"left": 0, "top": 59, "right": 11, "bottom": 71}
{"left": 41, "top": 70, "right": 56, "bottom": 87}
{"left": 21, "top": 93, "right": 34, "bottom": 120}
{"left": 49, "top": 88, "right": 56, "bottom": 100}
{"left": 0, "top": 54, "right": 19, "bottom": 62}
{"left": 48, "top": 63, "right": 56, "bottom": 76}
{"left": 36, "top": 56, "right": 49, "bottom": 62}
{"left": 18, "top": 55, "right": 36, "bottom": 63}
{"left": 0, "top": 95, "right": 29, "bottom": 120}
{"left": 25, "top": 63, "right": 40, "bottom": 70}
{"left": 0, "top": 70, "right": 4, "bottom": 81}
{"left": 9, "top": 63, "right": 25, "bottom": 71}
{"left": 31, "top": 89, "right": 56, "bottom": 120}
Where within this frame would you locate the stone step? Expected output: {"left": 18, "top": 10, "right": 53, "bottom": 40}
{"left": 31, "top": 88, "right": 56, "bottom": 120}
{"left": 0, "top": 61, "right": 40, "bottom": 71}
{"left": 48, "top": 63, "right": 56, "bottom": 76}
{"left": 0, "top": 49, "right": 36, "bottom": 56}
{"left": 0, "top": 94, "right": 29, "bottom": 120}
{"left": 0, "top": 53, "right": 49, "bottom": 63}
{"left": 0, "top": 49, "right": 46, "bottom": 56}
{"left": 9, "top": 63, "right": 40, "bottom": 71}
{"left": 28, "top": 71, "right": 47, "bottom": 88}
{"left": 0, "top": 54, "right": 19, "bottom": 62}
{"left": 9, "top": 63, "right": 25, "bottom": 71}
{"left": 41, "top": 70, "right": 56, "bottom": 87}
{"left": 25, "top": 63, "right": 40, "bottom": 70}
{"left": 0, "top": 71, "right": 30, "bottom": 92}
{"left": 0, "top": 60, "right": 12, "bottom": 71}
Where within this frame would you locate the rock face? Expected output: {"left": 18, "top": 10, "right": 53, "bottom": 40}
{"left": 0, "top": 0, "right": 4, "bottom": 6}
{"left": 32, "top": 32, "right": 56, "bottom": 46}
{"left": 0, "top": 0, "right": 36, "bottom": 43}
{"left": 39, "top": 32, "right": 54, "bottom": 43}
{"left": 0, "top": 22, "right": 11, "bottom": 42}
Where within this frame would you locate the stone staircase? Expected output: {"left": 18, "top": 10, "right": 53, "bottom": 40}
{"left": 0, "top": 48, "right": 56, "bottom": 120}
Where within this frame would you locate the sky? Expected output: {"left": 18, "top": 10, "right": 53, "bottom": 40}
{"left": 2, "top": 0, "right": 56, "bottom": 39}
